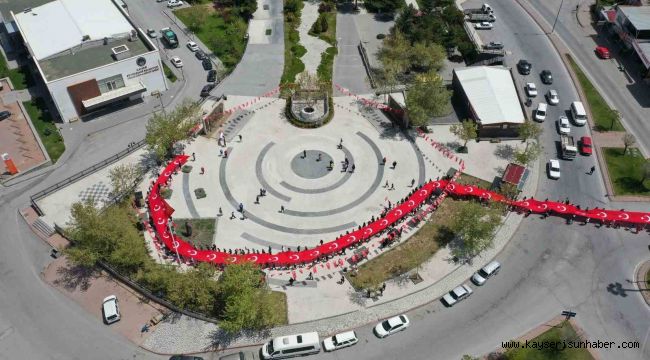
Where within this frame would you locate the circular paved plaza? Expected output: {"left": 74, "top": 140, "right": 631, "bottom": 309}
{"left": 166, "top": 97, "right": 445, "bottom": 252}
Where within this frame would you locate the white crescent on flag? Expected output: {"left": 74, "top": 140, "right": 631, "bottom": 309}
{"left": 349, "top": 235, "right": 356, "bottom": 242}
{"left": 162, "top": 232, "right": 170, "bottom": 239}
{"left": 420, "top": 189, "right": 428, "bottom": 196}
{"left": 164, "top": 171, "right": 171, "bottom": 177}
{"left": 484, "top": 193, "right": 492, "bottom": 199}
{"left": 157, "top": 218, "right": 165, "bottom": 225}
{"left": 172, "top": 241, "right": 179, "bottom": 249}
{"left": 289, "top": 254, "right": 299, "bottom": 261}
{"left": 618, "top": 213, "right": 629, "bottom": 220}
{"left": 522, "top": 202, "right": 529, "bottom": 207}
{"left": 152, "top": 194, "right": 158, "bottom": 200}
{"left": 598, "top": 212, "right": 607, "bottom": 218}
{"left": 433, "top": 182, "right": 440, "bottom": 188}
{"left": 249, "top": 256, "right": 258, "bottom": 262}
{"left": 466, "top": 186, "right": 473, "bottom": 193}
{"left": 310, "top": 251, "right": 320, "bottom": 257}
{"left": 269, "top": 256, "right": 279, "bottom": 262}
{"left": 187, "top": 250, "right": 197, "bottom": 256}
{"left": 448, "top": 184, "right": 456, "bottom": 191}
{"left": 395, "top": 209, "right": 403, "bottom": 216}
{"left": 228, "top": 257, "right": 237, "bottom": 263}
{"left": 364, "top": 228, "right": 373, "bottom": 235}
{"left": 558, "top": 206, "right": 566, "bottom": 212}
{"left": 153, "top": 205, "right": 161, "bottom": 212}
{"left": 539, "top": 204, "right": 548, "bottom": 210}
{"left": 329, "top": 243, "right": 339, "bottom": 250}
{"left": 380, "top": 220, "right": 388, "bottom": 226}
{"left": 207, "top": 254, "right": 217, "bottom": 261}
{"left": 408, "top": 200, "right": 415, "bottom": 207}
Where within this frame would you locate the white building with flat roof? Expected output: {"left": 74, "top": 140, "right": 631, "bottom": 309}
{"left": 12, "top": 0, "right": 167, "bottom": 122}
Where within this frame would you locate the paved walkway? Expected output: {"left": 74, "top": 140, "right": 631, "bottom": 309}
{"left": 298, "top": 0, "right": 330, "bottom": 74}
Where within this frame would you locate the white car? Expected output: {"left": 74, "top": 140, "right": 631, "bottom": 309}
{"left": 442, "top": 284, "right": 473, "bottom": 306}
{"left": 102, "top": 295, "right": 121, "bottom": 324}
{"left": 186, "top": 41, "right": 199, "bottom": 52}
{"left": 323, "top": 331, "right": 359, "bottom": 351}
{"left": 474, "top": 22, "right": 493, "bottom": 30}
{"left": 471, "top": 261, "right": 501, "bottom": 286}
{"left": 547, "top": 89, "right": 559, "bottom": 105}
{"left": 525, "top": 82, "right": 538, "bottom": 97}
{"left": 534, "top": 102, "right": 547, "bottom": 122}
{"left": 167, "top": 0, "right": 183, "bottom": 8}
{"left": 558, "top": 116, "right": 571, "bottom": 134}
{"left": 548, "top": 159, "right": 561, "bottom": 179}
{"left": 170, "top": 57, "right": 183, "bottom": 68}
{"left": 374, "top": 315, "right": 410, "bottom": 338}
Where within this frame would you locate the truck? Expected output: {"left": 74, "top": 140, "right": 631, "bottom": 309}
{"left": 160, "top": 27, "right": 178, "bottom": 48}
{"left": 560, "top": 134, "right": 578, "bottom": 160}
{"left": 464, "top": 3, "right": 493, "bottom": 14}
{"left": 467, "top": 12, "right": 496, "bottom": 22}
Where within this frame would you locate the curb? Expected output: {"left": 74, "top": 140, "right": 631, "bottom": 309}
{"left": 633, "top": 259, "right": 650, "bottom": 307}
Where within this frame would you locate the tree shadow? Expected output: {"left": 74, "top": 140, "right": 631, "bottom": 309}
{"left": 614, "top": 177, "right": 649, "bottom": 194}
{"left": 205, "top": 327, "right": 270, "bottom": 352}
{"left": 348, "top": 289, "right": 368, "bottom": 306}
{"left": 494, "top": 144, "right": 515, "bottom": 160}
{"left": 53, "top": 264, "right": 100, "bottom": 292}
{"left": 606, "top": 282, "right": 628, "bottom": 297}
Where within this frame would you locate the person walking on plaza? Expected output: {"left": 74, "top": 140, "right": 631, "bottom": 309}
{"left": 200, "top": 167, "right": 205, "bottom": 175}
{"left": 588, "top": 166, "right": 596, "bottom": 175}
{"left": 224, "top": 150, "right": 228, "bottom": 158}
{"left": 218, "top": 207, "right": 223, "bottom": 216}
{"left": 338, "top": 138, "right": 343, "bottom": 149}
{"left": 191, "top": 152, "right": 196, "bottom": 161}
{"left": 382, "top": 157, "right": 386, "bottom": 165}
{"left": 392, "top": 161, "right": 397, "bottom": 169}
{"left": 255, "top": 195, "right": 260, "bottom": 204}
{"left": 239, "top": 134, "right": 242, "bottom": 142}
{"left": 303, "top": 150, "right": 307, "bottom": 158}
{"left": 238, "top": 203, "right": 244, "bottom": 212}
{"left": 317, "top": 153, "right": 322, "bottom": 162}
{"left": 280, "top": 205, "right": 285, "bottom": 213}
{"left": 350, "top": 164, "right": 355, "bottom": 173}
{"left": 410, "top": 178, "right": 415, "bottom": 187}
{"left": 390, "top": 183, "right": 395, "bottom": 190}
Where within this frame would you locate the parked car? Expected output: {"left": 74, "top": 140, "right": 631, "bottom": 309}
{"left": 374, "top": 315, "right": 410, "bottom": 338}
{"left": 474, "top": 22, "right": 493, "bottom": 29}
{"left": 207, "top": 69, "right": 217, "bottom": 83}
{"left": 471, "top": 261, "right": 501, "bottom": 286}
{"left": 525, "top": 82, "right": 538, "bottom": 97}
{"left": 195, "top": 50, "right": 208, "bottom": 61}
{"left": 323, "top": 331, "right": 359, "bottom": 351}
{"left": 186, "top": 41, "right": 199, "bottom": 52}
{"left": 595, "top": 46, "right": 610, "bottom": 59}
{"left": 102, "top": 295, "right": 120, "bottom": 324}
{"left": 558, "top": 116, "right": 571, "bottom": 134}
{"left": 540, "top": 70, "right": 553, "bottom": 84}
{"left": 548, "top": 159, "right": 561, "bottom": 179}
{"left": 579, "top": 136, "right": 593, "bottom": 156}
{"left": 483, "top": 41, "right": 504, "bottom": 50}
{"left": 170, "top": 356, "right": 204, "bottom": 360}
{"left": 167, "top": 0, "right": 183, "bottom": 8}
{"left": 517, "top": 59, "right": 532, "bottom": 75}
{"left": 547, "top": 89, "right": 559, "bottom": 105}
{"left": 442, "top": 284, "right": 473, "bottom": 306}
{"left": 147, "top": 29, "right": 157, "bottom": 38}
{"left": 534, "top": 102, "right": 547, "bottom": 122}
{"left": 200, "top": 83, "right": 215, "bottom": 97}
{"left": 0, "top": 110, "right": 11, "bottom": 121}
{"left": 170, "top": 57, "right": 183, "bottom": 68}
{"left": 202, "top": 58, "right": 213, "bottom": 70}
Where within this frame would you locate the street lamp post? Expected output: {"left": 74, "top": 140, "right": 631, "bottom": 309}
{"left": 551, "top": 0, "right": 565, "bottom": 34}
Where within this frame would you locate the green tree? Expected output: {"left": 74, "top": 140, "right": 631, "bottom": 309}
{"left": 145, "top": 99, "right": 200, "bottom": 161}
{"left": 167, "top": 263, "right": 219, "bottom": 314}
{"left": 364, "top": 0, "right": 403, "bottom": 14}
{"left": 108, "top": 163, "right": 143, "bottom": 202}
{"left": 378, "top": 30, "right": 412, "bottom": 75}
{"left": 449, "top": 201, "right": 501, "bottom": 261}
{"left": 405, "top": 70, "right": 452, "bottom": 127}
{"left": 640, "top": 159, "right": 650, "bottom": 184}
{"left": 513, "top": 141, "right": 542, "bottom": 167}
{"left": 450, "top": 119, "right": 478, "bottom": 150}
{"left": 218, "top": 262, "right": 281, "bottom": 333}
{"left": 409, "top": 41, "right": 445, "bottom": 73}
{"left": 623, "top": 132, "right": 636, "bottom": 155}
{"left": 517, "top": 121, "right": 543, "bottom": 142}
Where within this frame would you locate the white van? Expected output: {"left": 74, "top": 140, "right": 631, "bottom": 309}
{"left": 471, "top": 261, "right": 501, "bottom": 285}
{"left": 570, "top": 101, "right": 587, "bottom": 126}
{"left": 261, "top": 332, "right": 321, "bottom": 359}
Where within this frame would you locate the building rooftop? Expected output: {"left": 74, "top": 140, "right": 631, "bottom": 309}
{"left": 454, "top": 66, "right": 524, "bottom": 125}
{"left": 13, "top": 0, "right": 135, "bottom": 60}
{"left": 619, "top": 6, "right": 650, "bottom": 32}
{"left": 38, "top": 36, "right": 150, "bottom": 81}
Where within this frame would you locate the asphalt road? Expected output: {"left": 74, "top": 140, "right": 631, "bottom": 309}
{"left": 526, "top": 0, "right": 650, "bottom": 156}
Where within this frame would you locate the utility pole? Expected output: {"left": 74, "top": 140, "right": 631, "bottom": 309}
{"left": 551, "top": 0, "right": 565, "bottom": 34}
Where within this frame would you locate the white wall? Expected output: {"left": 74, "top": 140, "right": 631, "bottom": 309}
{"left": 45, "top": 50, "right": 167, "bottom": 122}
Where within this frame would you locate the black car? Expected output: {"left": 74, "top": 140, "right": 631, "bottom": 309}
{"left": 169, "top": 356, "right": 203, "bottom": 360}
{"left": 517, "top": 59, "right": 532, "bottom": 75}
{"left": 202, "top": 58, "right": 213, "bottom": 70}
{"left": 195, "top": 50, "right": 207, "bottom": 61}
{"left": 0, "top": 110, "right": 11, "bottom": 120}
{"left": 200, "top": 83, "right": 215, "bottom": 97}
{"left": 207, "top": 70, "right": 217, "bottom": 83}
{"left": 540, "top": 70, "right": 553, "bottom": 84}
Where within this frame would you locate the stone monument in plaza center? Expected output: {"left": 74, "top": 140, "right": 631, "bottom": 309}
{"left": 287, "top": 72, "right": 331, "bottom": 128}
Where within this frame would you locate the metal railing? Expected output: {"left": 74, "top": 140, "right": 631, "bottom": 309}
{"left": 358, "top": 42, "right": 377, "bottom": 89}
{"left": 30, "top": 140, "right": 146, "bottom": 215}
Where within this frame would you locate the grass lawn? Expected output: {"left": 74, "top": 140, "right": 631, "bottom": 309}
{"left": 567, "top": 54, "right": 624, "bottom": 131}
{"left": 309, "top": 11, "right": 337, "bottom": 46}
{"left": 602, "top": 147, "right": 650, "bottom": 196}
{"left": 162, "top": 62, "right": 177, "bottom": 83}
{"left": 22, "top": 98, "right": 65, "bottom": 163}
{"left": 175, "top": 5, "right": 248, "bottom": 71}
{"left": 0, "top": 51, "right": 34, "bottom": 90}
{"left": 173, "top": 218, "right": 215, "bottom": 249}
{"left": 505, "top": 322, "right": 594, "bottom": 360}
{"left": 317, "top": 47, "right": 337, "bottom": 83}
{"left": 311, "top": 9, "right": 337, "bottom": 84}
{"left": 281, "top": 1, "right": 305, "bottom": 85}
{"left": 267, "top": 291, "right": 288, "bottom": 326}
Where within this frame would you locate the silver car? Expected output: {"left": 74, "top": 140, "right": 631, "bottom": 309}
{"left": 442, "top": 284, "right": 473, "bottom": 306}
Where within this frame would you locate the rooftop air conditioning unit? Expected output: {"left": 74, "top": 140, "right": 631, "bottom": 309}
{"left": 111, "top": 44, "right": 130, "bottom": 60}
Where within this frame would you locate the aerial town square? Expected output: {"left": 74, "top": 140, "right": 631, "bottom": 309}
{"left": 0, "top": 0, "right": 649, "bottom": 359}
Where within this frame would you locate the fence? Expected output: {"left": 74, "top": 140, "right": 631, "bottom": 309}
{"left": 358, "top": 42, "right": 377, "bottom": 89}
{"left": 30, "top": 139, "right": 146, "bottom": 216}
{"left": 52, "top": 224, "right": 220, "bottom": 324}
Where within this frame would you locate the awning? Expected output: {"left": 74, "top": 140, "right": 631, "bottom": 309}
{"left": 82, "top": 82, "right": 146, "bottom": 110}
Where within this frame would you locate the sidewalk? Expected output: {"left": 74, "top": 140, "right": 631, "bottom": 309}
{"left": 142, "top": 149, "right": 541, "bottom": 355}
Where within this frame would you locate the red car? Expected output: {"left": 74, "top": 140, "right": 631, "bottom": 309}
{"left": 580, "top": 136, "right": 593, "bottom": 155}
{"left": 595, "top": 46, "right": 610, "bottom": 59}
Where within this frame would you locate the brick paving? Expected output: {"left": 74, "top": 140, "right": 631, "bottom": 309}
{"left": 0, "top": 78, "right": 48, "bottom": 178}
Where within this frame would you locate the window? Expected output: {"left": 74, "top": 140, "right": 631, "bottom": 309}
{"left": 282, "top": 346, "right": 315, "bottom": 354}
{"left": 98, "top": 74, "right": 125, "bottom": 93}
